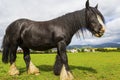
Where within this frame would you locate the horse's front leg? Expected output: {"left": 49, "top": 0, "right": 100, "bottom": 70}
{"left": 23, "top": 48, "right": 40, "bottom": 75}
{"left": 57, "top": 40, "right": 74, "bottom": 80}
{"left": 54, "top": 54, "right": 63, "bottom": 75}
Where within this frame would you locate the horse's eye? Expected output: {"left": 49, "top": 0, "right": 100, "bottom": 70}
{"left": 91, "top": 23, "right": 96, "bottom": 26}
{"left": 90, "top": 19, "right": 95, "bottom": 22}
{"left": 91, "top": 21, "right": 95, "bottom": 23}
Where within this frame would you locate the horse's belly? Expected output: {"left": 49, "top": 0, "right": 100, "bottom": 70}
{"left": 21, "top": 29, "right": 57, "bottom": 51}
{"left": 30, "top": 45, "right": 56, "bottom": 51}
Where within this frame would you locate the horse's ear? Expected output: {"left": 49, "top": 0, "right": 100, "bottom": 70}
{"left": 95, "top": 4, "right": 98, "bottom": 9}
{"left": 86, "top": 0, "right": 89, "bottom": 9}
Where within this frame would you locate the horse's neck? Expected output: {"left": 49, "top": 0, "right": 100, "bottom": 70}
{"left": 70, "top": 9, "right": 86, "bottom": 33}
{"left": 51, "top": 9, "right": 86, "bottom": 40}
{"left": 58, "top": 9, "right": 86, "bottom": 37}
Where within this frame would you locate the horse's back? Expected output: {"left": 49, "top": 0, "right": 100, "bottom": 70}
{"left": 4, "top": 18, "right": 66, "bottom": 51}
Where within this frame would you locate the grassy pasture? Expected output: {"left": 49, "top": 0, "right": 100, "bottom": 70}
{"left": 0, "top": 52, "right": 120, "bottom": 80}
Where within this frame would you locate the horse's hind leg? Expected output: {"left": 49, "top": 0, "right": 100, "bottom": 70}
{"left": 9, "top": 45, "right": 19, "bottom": 75}
{"left": 22, "top": 48, "right": 40, "bottom": 75}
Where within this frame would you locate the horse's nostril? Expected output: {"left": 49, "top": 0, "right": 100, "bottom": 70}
{"left": 100, "top": 27, "right": 105, "bottom": 33}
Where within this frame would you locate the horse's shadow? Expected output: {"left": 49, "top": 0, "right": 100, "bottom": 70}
{"left": 70, "top": 65, "right": 97, "bottom": 73}
{"left": 19, "top": 65, "right": 97, "bottom": 74}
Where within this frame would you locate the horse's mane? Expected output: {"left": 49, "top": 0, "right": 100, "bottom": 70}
{"left": 52, "top": 9, "right": 87, "bottom": 39}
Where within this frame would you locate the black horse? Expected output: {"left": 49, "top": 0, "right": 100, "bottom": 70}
{"left": 2, "top": 0, "right": 105, "bottom": 80}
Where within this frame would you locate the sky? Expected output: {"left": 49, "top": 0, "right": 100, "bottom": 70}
{"left": 0, "top": 0, "right": 120, "bottom": 47}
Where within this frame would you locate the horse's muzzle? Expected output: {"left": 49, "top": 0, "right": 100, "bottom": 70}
{"left": 94, "top": 27, "right": 105, "bottom": 37}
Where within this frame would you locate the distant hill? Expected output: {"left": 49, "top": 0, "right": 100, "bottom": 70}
{"left": 67, "top": 43, "right": 120, "bottom": 49}
{"left": 92, "top": 43, "right": 120, "bottom": 48}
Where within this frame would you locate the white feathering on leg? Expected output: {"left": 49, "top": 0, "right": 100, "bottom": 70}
{"left": 8, "top": 63, "right": 20, "bottom": 75}
{"left": 60, "top": 65, "right": 74, "bottom": 80}
{"left": 28, "top": 61, "right": 40, "bottom": 75}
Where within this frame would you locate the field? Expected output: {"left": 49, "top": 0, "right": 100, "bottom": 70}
{"left": 0, "top": 52, "right": 120, "bottom": 80}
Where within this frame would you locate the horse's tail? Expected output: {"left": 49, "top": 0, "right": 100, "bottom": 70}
{"left": 2, "top": 34, "right": 10, "bottom": 63}
{"left": 2, "top": 20, "right": 21, "bottom": 63}
{"left": 2, "top": 19, "right": 25, "bottom": 64}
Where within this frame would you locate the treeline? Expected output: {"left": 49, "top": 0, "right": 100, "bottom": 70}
{"left": 15, "top": 47, "right": 120, "bottom": 54}
{"left": 96, "top": 48, "right": 120, "bottom": 52}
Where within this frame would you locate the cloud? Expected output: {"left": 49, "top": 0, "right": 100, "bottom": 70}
{"left": 98, "top": 0, "right": 120, "bottom": 21}
{"left": 106, "top": 18, "right": 120, "bottom": 32}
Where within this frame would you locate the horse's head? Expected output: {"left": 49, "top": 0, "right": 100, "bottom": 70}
{"left": 85, "top": 0, "right": 105, "bottom": 37}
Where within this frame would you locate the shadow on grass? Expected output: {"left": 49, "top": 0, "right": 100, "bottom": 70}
{"left": 70, "top": 65, "right": 97, "bottom": 73}
{"left": 19, "top": 67, "right": 26, "bottom": 74}
{"left": 37, "top": 65, "right": 97, "bottom": 73}
{"left": 19, "top": 65, "right": 97, "bottom": 74}
{"left": 37, "top": 65, "right": 53, "bottom": 72}
{"left": 18, "top": 65, "right": 53, "bottom": 74}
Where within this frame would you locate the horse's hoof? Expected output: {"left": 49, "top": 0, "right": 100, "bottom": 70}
{"left": 8, "top": 63, "right": 20, "bottom": 76}
{"left": 35, "top": 73, "right": 40, "bottom": 75}
{"left": 60, "top": 71, "right": 74, "bottom": 80}
{"left": 60, "top": 65, "right": 74, "bottom": 80}
{"left": 8, "top": 68, "right": 20, "bottom": 76}
{"left": 28, "top": 68, "right": 40, "bottom": 75}
{"left": 28, "top": 61, "right": 40, "bottom": 75}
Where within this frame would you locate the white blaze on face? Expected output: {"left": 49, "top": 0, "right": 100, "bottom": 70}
{"left": 97, "top": 15, "right": 105, "bottom": 31}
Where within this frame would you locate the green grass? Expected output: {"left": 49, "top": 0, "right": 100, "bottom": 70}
{"left": 0, "top": 52, "right": 120, "bottom": 80}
